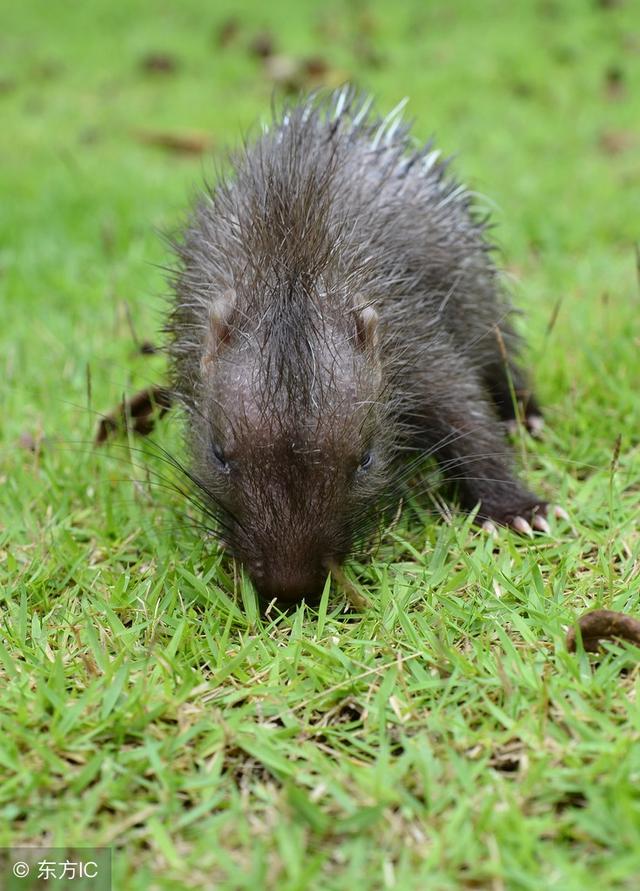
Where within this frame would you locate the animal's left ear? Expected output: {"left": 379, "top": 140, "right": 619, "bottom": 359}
{"left": 201, "top": 289, "right": 236, "bottom": 374}
{"left": 354, "top": 305, "right": 379, "bottom": 353}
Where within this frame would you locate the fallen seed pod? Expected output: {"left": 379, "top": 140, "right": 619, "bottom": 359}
{"left": 566, "top": 609, "right": 640, "bottom": 653}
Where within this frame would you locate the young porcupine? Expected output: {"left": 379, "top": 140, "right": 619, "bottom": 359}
{"left": 167, "top": 87, "right": 558, "bottom": 604}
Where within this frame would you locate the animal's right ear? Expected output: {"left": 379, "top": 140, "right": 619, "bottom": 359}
{"left": 201, "top": 289, "right": 236, "bottom": 373}
{"left": 354, "top": 305, "right": 379, "bottom": 354}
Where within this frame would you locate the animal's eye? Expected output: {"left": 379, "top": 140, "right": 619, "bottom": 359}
{"left": 211, "top": 442, "right": 229, "bottom": 471}
{"left": 358, "top": 450, "right": 373, "bottom": 471}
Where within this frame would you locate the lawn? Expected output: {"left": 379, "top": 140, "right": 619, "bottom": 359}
{"left": 1, "top": 0, "right": 640, "bottom": 888}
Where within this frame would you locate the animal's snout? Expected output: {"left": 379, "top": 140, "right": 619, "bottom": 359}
{"left": 251, "top": 562, "right": 328, "bottom": 604}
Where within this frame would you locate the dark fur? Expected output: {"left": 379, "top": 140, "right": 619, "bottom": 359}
{"left": 167, "top": 88, "right": 546, "bottom": 603}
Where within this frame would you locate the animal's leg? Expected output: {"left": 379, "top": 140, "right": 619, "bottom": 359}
{"left": 413, "top": 370, "right": 549, "bottom": 532}
{"left": 484, "top": 353, "right": 544, "bottom": 437}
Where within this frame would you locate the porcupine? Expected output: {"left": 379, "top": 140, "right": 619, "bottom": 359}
{"left": 166, "top": 87, "right": 559, "bottom": 604}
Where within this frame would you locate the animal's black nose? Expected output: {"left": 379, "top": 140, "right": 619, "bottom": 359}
{"left": 252, "top": 566, "right": 327, "bottom": 605}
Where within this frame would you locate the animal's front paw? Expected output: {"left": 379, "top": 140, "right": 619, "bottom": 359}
{"left": 481, "top": 503, "right": 569, "bottom": 537}
{"left": 506, "top": 413, "right": 545, "bottom": 439}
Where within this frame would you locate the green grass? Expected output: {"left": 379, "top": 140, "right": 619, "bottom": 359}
{"left": 2, "top": 0, "right": 640, "bottom": 888}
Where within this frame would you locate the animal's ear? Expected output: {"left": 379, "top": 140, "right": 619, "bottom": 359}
{"left": 354, "top": 305, "right": 379, "bottom": 353}
{"left": 201, "top": 289, "right": 236, "bottom": 372}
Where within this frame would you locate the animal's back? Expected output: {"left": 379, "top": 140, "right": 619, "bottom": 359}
{"left": 228, "top": 90, "right": 517, "bottom": 385}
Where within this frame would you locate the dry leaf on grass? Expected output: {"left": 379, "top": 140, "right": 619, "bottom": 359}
{"left": 95, "top": 386, "right": 173, "bottom": 445}
{"left": 139, "top": 52, "right": 179, "bottom": 75}
{"left": 216, "top": 17, "right": 241, "bottom": 48}
{"left": 134, "top": 130, "right": 213, "bottom": 156}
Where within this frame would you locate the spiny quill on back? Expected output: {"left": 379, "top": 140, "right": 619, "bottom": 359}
{"left": 163, "top": 86, "right": 564, "bottom": 604}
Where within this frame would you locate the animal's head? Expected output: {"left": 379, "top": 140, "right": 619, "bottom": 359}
{"left": 186, "top": 285, "right": 394, "bottom": 603}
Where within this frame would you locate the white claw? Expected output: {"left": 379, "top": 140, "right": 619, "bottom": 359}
{"left": 532, "top": 514, "right": 551, "bottom": 534}
{"left": 506, "top": 420, "right": 518, "bottom": 438}
{"left": 482, "top": 520, "right": 498, "bottom": 537}
{"left": 511, "top": 516, "right": 533, "bottom": 537}
{"left": 553, "top": 505, "right": 570, "bottom": 523}
{"left": 527, "top": 415, "right": 545, "bottom": 437}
